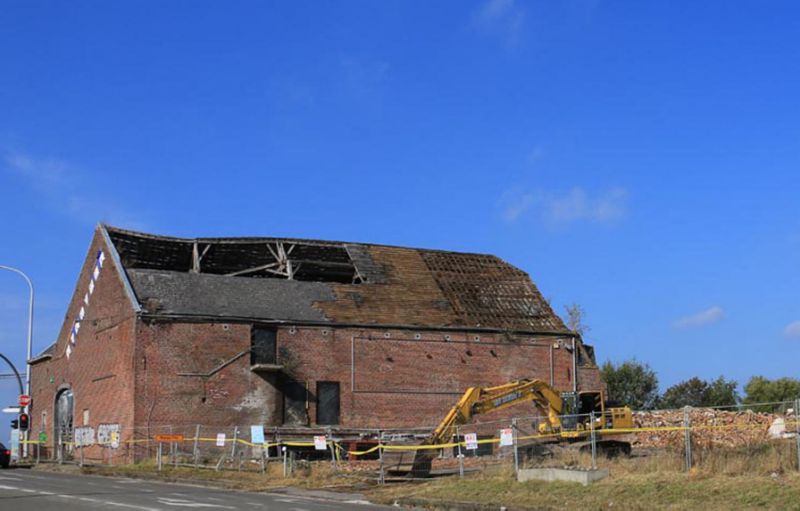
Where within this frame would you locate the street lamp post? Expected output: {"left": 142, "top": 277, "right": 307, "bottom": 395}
{"left": 0, "top": 265, "right": 34, "bottom": 458}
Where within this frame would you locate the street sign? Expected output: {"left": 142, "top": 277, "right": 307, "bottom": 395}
{"left": 18, "top": 395, "right": 30, "bottom": 407}
{"left": 2, "top": 406, "right": 22, "bottom": 414}
{"left": 313, "top": 435, "right": 327, "bottom": 450}
{"left": 38, "top": 431, "right": 47, "bottom": 443}
{"left": 464, "top": 433, "right": 478, "bottom": 450}
{"left": 154, "top": 434, "right": 184, "bottom": 442}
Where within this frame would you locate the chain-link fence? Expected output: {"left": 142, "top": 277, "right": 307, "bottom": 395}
{"left": 19, "top": 398, "right": 800, "bottom": 483}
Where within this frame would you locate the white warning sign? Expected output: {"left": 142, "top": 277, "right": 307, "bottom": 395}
{"left": 499, "top": 428, "right": 514, "bottom": 447}
{"left": 314, "top": 435, "right": 328, "bottom": 450}
{"left": 464, "top": 432, "right": 478, "bottom": 450}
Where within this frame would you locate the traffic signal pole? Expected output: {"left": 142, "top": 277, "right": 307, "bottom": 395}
{"left": 0, "top": 265, "right": 35, "bottom": 459}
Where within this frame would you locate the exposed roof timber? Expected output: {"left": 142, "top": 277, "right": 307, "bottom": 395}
{"left": 106, "top": 224, "right": 569, "bottom": 333}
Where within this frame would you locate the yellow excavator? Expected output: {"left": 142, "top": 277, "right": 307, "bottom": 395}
{"left": 385, "top": 378, "right": 633, "bottom": 477}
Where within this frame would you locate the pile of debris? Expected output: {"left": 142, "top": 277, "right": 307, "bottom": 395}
{"left": 631, "top": 409, "right": 793, "bottom": 449}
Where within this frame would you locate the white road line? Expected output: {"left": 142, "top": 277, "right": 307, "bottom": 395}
{"left": 78, "top": 496, "right": 164, "bottom": 510}
{"left": 0, "top": 475, "right": 23, "bottom": 481}
{"left": 157, "top": 497, "right": 235, "bottom": 509}
{"left": 0, "top": 483, "right": 164, "bottom": 511}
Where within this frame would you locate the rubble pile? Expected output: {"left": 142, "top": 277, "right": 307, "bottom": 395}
{"left": 632, "top": 409, "right": 788, "bottom": 449}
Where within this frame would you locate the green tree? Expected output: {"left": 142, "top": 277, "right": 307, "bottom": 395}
{"left": 704, "top": 376, "right": 739, "bottom": 407}
{"left": 743, "top": 376, "right": 800, "bottom": 412}
{"left": 661, "top": 377, "right": 708, "bottom": 409}
{"left": 660, "top": 376, "right": 739, "bottom": 409}
{"left": 601, "top": 359, "right": 659, "bottom": 410}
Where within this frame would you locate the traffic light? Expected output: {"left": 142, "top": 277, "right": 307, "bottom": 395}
{"left": 10, "top": 419, "right": 18, "bottom": 429}
{"left": 18, "top": 413, "right": 29, "bottom": 432}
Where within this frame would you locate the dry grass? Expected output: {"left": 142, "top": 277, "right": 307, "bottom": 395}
{"left": 367, "top": 444, "right": 800, "bottom": 511}
{"left": 80, "top": 459, "right": 374, "bottom": 492}
{"left": 67, "top": 443, "right": 800, "bottom": 510}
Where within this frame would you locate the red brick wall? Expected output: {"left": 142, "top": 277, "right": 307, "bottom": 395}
{"left": 280, "top": 327, "right": 594, "bottom": 429}
{"left": 29, "top": 228, "right": 138, "bottom": 460}
{"left": 132, "top": 321, "right": 282, "bottom": 435}
{"left": 124, "top": 322, "right": 601, "bottom": 433}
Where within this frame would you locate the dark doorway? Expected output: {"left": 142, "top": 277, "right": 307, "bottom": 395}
{"left": 316, "top": 382, "right": 340, "bottom": 425}
{"left": 54, "top": 388, "right": 73, "bottom": 460}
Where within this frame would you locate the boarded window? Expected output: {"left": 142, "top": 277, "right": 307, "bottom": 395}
{"left": 251, "top": 327, "right": 277, "bottom": 365}
{"left": 316, "top": 382, "right": 340, "bottom": 425}
{"left": 282, "top": 379, "right": 308, "bottom": 425}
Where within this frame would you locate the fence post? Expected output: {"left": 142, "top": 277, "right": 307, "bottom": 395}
{"left": 193, "top": 425, "right": 200, "bottom": 468}
{"left": 590, "top": 412, "right": 597, "bottom": 470}
{"left": 327, "top": 427, "right": 337, "bottom": 470}
{"left": 795, "top": 398, "right": 800, "bottom": 472}
{"left": 282, "top": 446, "right": 288, "bottom": 477}
{"left": 378, "top": 430, "right": 385, "bottom": 485}
{"left": 36, "top": 440, "right": 40, "bottom": 465}
{"left": 231, "top": 426, "right": 239, "bottom": 461}
{"left": 456, "top": 426, "right": 464, "bottom": 478}
{"left": 157, "top": 442, "right": 162, "bottom": 471}
{"left": 683, "top": 406, "right": 692, "bottom": 472}
{"left": 511, "top": 417, "right": 519, "bottom": 476}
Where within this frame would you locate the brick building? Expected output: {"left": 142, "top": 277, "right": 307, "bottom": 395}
{"left": 29, "top": 225, "right": 601, "bottom": 460}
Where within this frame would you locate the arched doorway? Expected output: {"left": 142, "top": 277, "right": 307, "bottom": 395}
{"left": 54, "top": 388, "right": 73, "bottom": 461}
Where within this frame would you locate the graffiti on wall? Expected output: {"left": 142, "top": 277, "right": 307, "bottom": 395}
{"left": 66, "top": 250, "right": 105, "bottom": 359}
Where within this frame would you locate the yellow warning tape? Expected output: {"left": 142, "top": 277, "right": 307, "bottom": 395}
{"left": 19, "top": 421, "right": 799, "bottom": 452}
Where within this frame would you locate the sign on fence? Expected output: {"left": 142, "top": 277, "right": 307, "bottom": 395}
{"left": 154, "top": 434, "right": 184, "bottom": 442}
{"left": 499, "top": 428, "right": 514, "bottom": 447}
{"left": 464, "top": 433, "right": 478, "bottom": 450}
{"left": 314, "top": 435, "right": 327, "bottom": 450}
{"left": 75, "top": 426, "right": 95, "bottom": 447}
{"left": 216, "top": 433, "right": 226, "bottom": 447}
{"left": 250, "top": 425, "right": 265, "bottom": 445}
{"left": 98, "top": 423, "right": 121, "bottom": 448}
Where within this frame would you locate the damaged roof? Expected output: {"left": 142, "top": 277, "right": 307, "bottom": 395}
{"left": 103, "top": 225, "right": 568, "bottom": 334}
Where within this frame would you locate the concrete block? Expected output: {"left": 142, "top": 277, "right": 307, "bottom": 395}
{"left": 517, "top": 467, "right": 609, "bottom": 486}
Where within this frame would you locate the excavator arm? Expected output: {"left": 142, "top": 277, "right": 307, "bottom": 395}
{"left": 428, "top": 379, "right": 565, "bottom": 446}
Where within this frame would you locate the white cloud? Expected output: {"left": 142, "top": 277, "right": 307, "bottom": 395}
{"left": 672, "top": 306, "right": 725, "bottom": 329}
{"left": 472, "top": 0, "right": 526, "bottom": 47}
{"left": 501, "top": 186, "right": 628, "bottom": 225}
{"left": 784, "top": 321, "right": 800, "bottom": 338}
{"left": 3, "top": 151, "right": 148, "bottom": 229}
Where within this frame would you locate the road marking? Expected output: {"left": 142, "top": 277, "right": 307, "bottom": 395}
{"left": 157, "top": 497, "right": 235, "bottom": 509}
{"left": 78, "top": 496, "right": 163, "bottom": 510}
{"left": 0, "top": 483, "right": 163, "bottom": 511}
{"left": 0, "top": 475, "right": 23, "bottom": 481}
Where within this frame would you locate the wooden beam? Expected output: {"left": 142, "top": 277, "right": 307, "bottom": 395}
{"left": 225, "top": 262, "right": 280, "bottom": 277}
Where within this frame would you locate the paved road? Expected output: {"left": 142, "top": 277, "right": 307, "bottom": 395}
{"left": 0, "top": 468, "right": 392, "bottom": 510}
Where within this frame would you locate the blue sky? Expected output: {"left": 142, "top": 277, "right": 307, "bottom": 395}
{"left": 1, "top": 1, "right": 799, "bottom": 439}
